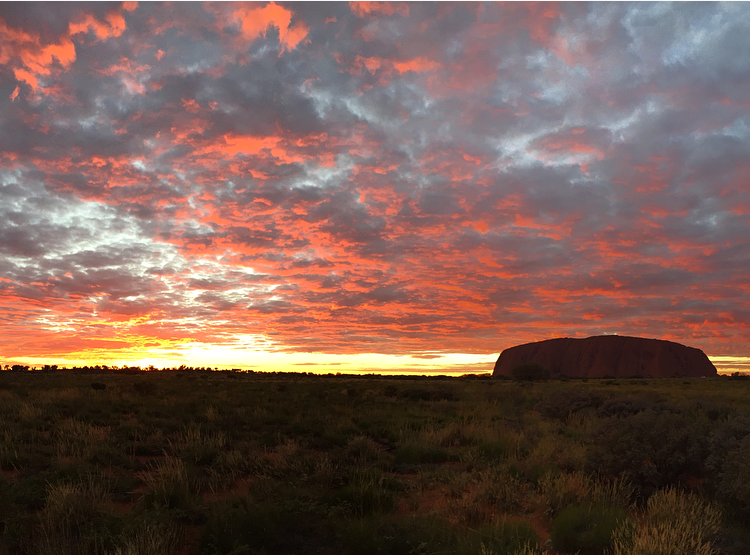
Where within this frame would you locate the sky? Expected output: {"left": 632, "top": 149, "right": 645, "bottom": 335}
{"left": 1, "top": 2, "right": 749, "bottom": 375}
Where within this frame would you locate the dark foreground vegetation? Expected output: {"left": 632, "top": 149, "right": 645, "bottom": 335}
{"left": 0, "top": 369, "right": 749, "bottom": 555}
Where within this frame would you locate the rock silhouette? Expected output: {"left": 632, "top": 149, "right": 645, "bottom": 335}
{"left": 493, "top": 335, "right": 717, "bottom": 378}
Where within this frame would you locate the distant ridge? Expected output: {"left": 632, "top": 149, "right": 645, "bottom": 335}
{"left": 493, "top": 335, "right": 717, "bottom": 378}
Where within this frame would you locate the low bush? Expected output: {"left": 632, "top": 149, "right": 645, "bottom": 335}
{"left": 339, "top": 514, "right": 452, "bottom": 555}
{"left": 715, "top": 434, "right": 750, "bottom": 525}
{"left": 394, "top": 444, "right": 450, "bottom": 465}
{"left": 399, "top": 387, "right": 458, "bottom": 402}
{"left": 535, "top": 389, "right": 603, "bottom": 421}
{"left": 551, "top": 504, "right": 630, "bottom": 555}
{"left": 199, "top": 495, "right": 334, "bottom": 555}
{"left": 595, "top": 397, "right": 650, "bottom": 419}
{"left": 587, "top": 410, "right": 710, "bottom": 498}
{"left": 706, "top": 416, "right": 750, "bottom": 524}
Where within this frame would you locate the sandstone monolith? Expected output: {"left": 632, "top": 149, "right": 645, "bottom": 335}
{"left": 493, "top": 335, "right": 717, "bottom": 378}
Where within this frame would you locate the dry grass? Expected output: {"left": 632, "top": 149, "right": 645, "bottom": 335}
{"left": 110, "top": 523, "right": 180, "bottom": 555}
{"left": 538, "top": 470, "right": 634, "bottom": 516}
{"left": 612, "top": 487, "right": 722, "bottom": 555}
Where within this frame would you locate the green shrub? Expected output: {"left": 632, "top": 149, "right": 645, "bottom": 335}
{"left": 339, "top": 514, "right": 452, "bottom": 555}
{"left": 716, "top": 434, "right": 750, "bottom": 525}
{"left": 394, "top": 444, "right": 450, "bottom": 465}
{"left": 535, "top": 389, "right": 603, "bottom": 421}
{"left": 383, "top": 385, "right": 398, "bottom": 398}
{"left": 551, "top": 504, "right": 630, "bottom": 555}
{"left": 199, "top": 495, "right": 334, "bottom": 555}
{"left": 595, "top": 397, "right": 650, "bottom": 419}
{"left": 399, "top": 387, "right": 458, "bottom": 401}
{"left": 707, "top": 418, "right": 750, "bottom": 525}
{"left": 476, "top": 440, "right": 507, "bottom": 462}
{"left": 587, "top": 410, "right": 710, "bottom": 498}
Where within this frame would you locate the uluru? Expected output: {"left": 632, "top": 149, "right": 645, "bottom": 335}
{"left": 493, "top": 335, "right": 717, "bottom": 378}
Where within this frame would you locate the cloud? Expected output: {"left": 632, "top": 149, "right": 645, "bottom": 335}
{"left": 1, "top": 2, "right": 749, "bottom": 367}
{"left": 212, "top": 1, "right": 309, "bottom": 53}
{"left": 349, "top": 2, "right": 410, "bottom": 18}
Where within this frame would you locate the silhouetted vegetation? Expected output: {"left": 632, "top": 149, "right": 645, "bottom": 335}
{"left": 0, "top": 368, "right": 748, "bottom": 554}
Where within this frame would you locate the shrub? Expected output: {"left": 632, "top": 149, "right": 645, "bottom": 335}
{"left": 339, "top": 514, "right": 452, "bottom": 555}
{"left": 552, "top": 504, "right": 630, "bottom": 555}
{"left": 476, "top": 440, "right": 507, "bottom": 462}
{"left": 399, "top": 387, "right": 458, "bottom": 401}
{"left": 132, "top": 382, "right": 157, "bottom": 396}
{"left": 715, "top": 434, "right": 750, "bottom": 525}
{"left": 595, "top": 397, "right": 651, "bottom": 419}
{"left": 199, "top": 495, "right": 334, "bottom": 555}
{"left": 511, "top": 363, "right": 550, "bottom": 381}
{"left": 535, "top": 389, "right": 603, "bottom": 421}
{"left": 382, "top": 385, "right": 398, "bottom": 398}
{"left": 394, "top": 444, "right": 450, "bottom": 465}
{"left": 706, "top": 416, "right": 750, "bottom": 525}
{"left": 587, "top": 410, "right": 710, "bottom": 498}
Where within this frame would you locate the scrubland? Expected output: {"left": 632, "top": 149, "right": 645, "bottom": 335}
{"left": 0, "top": 370, "right": 749, "bottom": 555}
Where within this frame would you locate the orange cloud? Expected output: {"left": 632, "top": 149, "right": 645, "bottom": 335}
{"left": 4, "top": 30, "right": 77, "bottom": 91}
{"left": 393, "top": 57, "right": 439, "bottom": 74}
{"left": 349, "top": 2, "right": 409, "bottom": 18}
{"left": 226, "top": 2, "right": 309, "bottom": 52}
{"left": 69, "top": 10, "right": 128, "bottom": 41}
{"left": 1, "top": 6, "right": 132, "bottom": 93}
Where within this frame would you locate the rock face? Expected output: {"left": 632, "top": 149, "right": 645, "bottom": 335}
{"left": 493, "top": 335, "right": 717, "bottom": 378}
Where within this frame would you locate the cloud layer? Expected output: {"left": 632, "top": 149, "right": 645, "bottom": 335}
{"left": 1, "top": 2, "right": 749, "bottom": 367}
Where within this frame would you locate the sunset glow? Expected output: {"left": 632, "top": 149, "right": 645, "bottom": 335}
{"left": 1, "top": 2, "right": 749, "bottom": 373}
